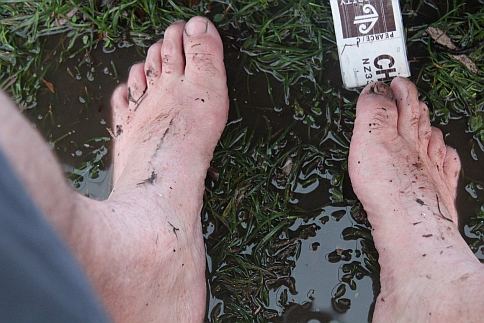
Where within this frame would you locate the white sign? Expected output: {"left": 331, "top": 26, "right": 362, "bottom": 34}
{"left": 330, "top": 0, "right": 411, "bottom": 88}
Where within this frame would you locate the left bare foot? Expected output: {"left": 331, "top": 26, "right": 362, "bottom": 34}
{"left": 71, "top": 16, "right": 228, "bottom": 322}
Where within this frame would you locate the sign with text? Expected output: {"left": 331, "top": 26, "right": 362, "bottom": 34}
{"left": 330, "top": 0, "right": 410, "bottom": 88}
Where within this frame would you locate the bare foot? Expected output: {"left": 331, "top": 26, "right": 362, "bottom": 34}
{"left": 69, "top": 17, "right": 229, "bottom": 322}
{"left": 0, "top": 17, "right": 227, "bottom": 323}
{"left": 348, "top": 77, "right": 484, "bottom": 322}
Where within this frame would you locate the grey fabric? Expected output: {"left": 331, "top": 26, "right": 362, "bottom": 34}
{"left": 0, "top": 149, "right": 109, "bottom": 323}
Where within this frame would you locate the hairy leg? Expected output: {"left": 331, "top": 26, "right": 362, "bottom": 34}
{"left": 348, "top": 77, "right": 484, "bottom": 323}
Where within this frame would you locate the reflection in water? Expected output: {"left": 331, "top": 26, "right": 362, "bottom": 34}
{"left": 25, "top": 37, "right": 143, "bottom": 200}
{"left": 274, "top": 302, "right": 333, "bottom": 323}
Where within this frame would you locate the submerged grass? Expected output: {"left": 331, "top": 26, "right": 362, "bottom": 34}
{"left": 204, "top": 123, "right": 322, "bottom": 321}
{"left": 203, "top": 118, "right": 379, "bottom": 321}
{"left": 2, "top": 0, "right": 484, "bottom": 322}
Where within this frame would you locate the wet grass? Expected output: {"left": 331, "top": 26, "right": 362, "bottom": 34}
{"left": 204, "top": 123, "right": 322, "bottom": 321}
{"left": 203, "top": 116, "right": 372, "bottom": 320}
{"left": 1, "top": 0, "right": 198, "bottom": 106}
{"left": 1, "top": 0, "right": 484, "bottom": 322}
{"left": 212, "top": 0, "right": 334, "bottom": 104}
{"left": 408, "top": 5, "right": 484, "bottom": 132}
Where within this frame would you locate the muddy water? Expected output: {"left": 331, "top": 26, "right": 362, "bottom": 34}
{"left": 24, "top": 15, "right": 484, "bottom": 323}
{"left": 29, "top": 36, "right": 143, "bottom": 199}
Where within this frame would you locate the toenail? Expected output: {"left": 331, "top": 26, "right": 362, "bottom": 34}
{"left": 372, "top": 82, "right": 387, "bottom": 94}
{"left": 370, "top": 82, "right": 394, "bottom": 100}
{"left": 185, "top": 17, "right": 208, "bottom": 36}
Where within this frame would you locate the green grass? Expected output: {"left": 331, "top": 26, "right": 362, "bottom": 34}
{"left": 1, "top": 0, "right": 484, "bottom": 322}
{"left": 0, "top": 0, "right": 198, "bottom": 105}
{"left": 408, "top": 6, "right": 484, "bottom": 132}
{"left": 204, "top": 123, "right": 316, "bottom": 321}
{"left": 204, "top": 119, "right": 351, "bottom": 321}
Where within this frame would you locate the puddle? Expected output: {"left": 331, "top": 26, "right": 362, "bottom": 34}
{"left": 24, "top": 37, "right": 144, "bottom": 199}
{"left": 14, "top": 2, "right": 484, "bottom": 322}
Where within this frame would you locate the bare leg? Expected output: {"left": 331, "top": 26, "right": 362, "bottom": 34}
{"left": 348, "top": 77, "right": 484, "bottom": 322}
{"left": 0, "top": 16, "right": 228, "bottom": 323}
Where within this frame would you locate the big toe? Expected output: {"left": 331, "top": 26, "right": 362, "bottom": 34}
{"left": 352, "top": 81, "right": 399, "bottom": 143}
{"left": 349, "top": 82, "right": 399, "bottom": 173}
{"left": 348, "top": 81, "right": 402, "bottom": 199}
{"left": 183, "top": 16, "right": 227, "bottom": 91}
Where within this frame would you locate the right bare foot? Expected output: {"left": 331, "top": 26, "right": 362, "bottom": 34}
{"left": 348, "top": 77, "right": 484, "bottom": 322}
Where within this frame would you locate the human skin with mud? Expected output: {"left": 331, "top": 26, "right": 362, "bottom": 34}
{"left": 0, "top": 15, "right": 483, "bottom": 323}
{"left": 349, "top": 78, "right": 484, "bottom": 323}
